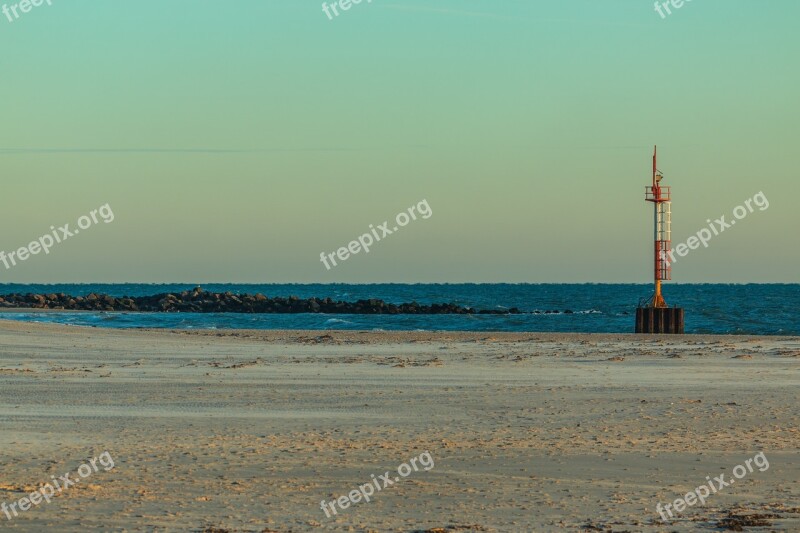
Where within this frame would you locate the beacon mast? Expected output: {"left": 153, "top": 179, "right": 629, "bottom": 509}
{"left": 636, "top": 146, "right": 684, "bottom": 334}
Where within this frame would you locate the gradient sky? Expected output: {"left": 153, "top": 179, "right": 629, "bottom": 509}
{"left": 0, "top": 0, "right": 797, "bottom": 283}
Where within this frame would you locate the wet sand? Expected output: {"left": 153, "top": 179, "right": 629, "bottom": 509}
{"left": 0, "top": 320, "right": 798, "bottom": 532}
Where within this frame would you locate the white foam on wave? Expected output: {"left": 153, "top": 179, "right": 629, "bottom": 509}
{"left": 325, "top": 318, "right": 353, "bottom": 325}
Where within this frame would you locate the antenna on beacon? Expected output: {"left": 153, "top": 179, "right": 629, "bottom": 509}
{"left": 636, "top": 146, "right": 684, "bottom": 334}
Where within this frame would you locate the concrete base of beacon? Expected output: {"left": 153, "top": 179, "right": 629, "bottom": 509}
{"left": 635, "top": 307, "right": 684, "bottom": 334}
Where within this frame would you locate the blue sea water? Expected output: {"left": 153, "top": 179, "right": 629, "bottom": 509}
{"left": 0, "top": 284, "right": 797, "bottom": 335}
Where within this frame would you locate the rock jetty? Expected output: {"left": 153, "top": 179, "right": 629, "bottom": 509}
{"left": 0, "top": 287, "right": 523, "bottom": 314}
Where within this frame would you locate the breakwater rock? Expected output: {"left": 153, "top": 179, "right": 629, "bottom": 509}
{"left": 0, "top": 287, "right": 523, "bottom": 315}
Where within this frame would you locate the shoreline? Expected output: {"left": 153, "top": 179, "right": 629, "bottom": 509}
{"left": 1, "top": 318, "right": 798, "bottom": 342}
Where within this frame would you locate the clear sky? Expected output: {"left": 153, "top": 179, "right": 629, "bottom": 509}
{"left": 0, "top": 0, "right": 797, "bottom": 283}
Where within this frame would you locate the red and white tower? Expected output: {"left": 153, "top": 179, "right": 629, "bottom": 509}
{"left": 636, "top": 146, "right": 684, "bottom": 334}
{"left": 646, "top": 146, "right": 671, "bottom": 308}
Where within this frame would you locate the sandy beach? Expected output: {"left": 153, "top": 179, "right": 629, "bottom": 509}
{"left": 0, "top": 320, "right": 798, "bottom": 532}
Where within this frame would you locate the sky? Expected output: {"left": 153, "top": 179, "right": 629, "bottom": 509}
{"left": 0, "top": 0, "right": 797, "bottom": 283}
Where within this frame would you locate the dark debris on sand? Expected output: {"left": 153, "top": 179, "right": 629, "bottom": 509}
{"left": 579, "top": 521, "right": 632, "bottom": 533}
{"left": 714, "top": 511, "right": 778, "bottom": 530}
{"left": 412, "top": 526, "right": 489, "bottom": 533}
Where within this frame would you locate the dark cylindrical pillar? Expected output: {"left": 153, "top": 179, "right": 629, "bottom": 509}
{"left": 635, "top": 307, "right": 684, "bottom": 334}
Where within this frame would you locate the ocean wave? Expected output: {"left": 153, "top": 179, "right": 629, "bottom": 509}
{"left": 324, "top": 318, "right": 353, "bottom": 325}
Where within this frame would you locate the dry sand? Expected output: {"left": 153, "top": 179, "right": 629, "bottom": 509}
{"left": 0, "top": 320, "right": 798, "bottom": 532}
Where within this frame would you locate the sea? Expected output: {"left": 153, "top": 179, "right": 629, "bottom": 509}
{"left": 0, "top": 284, "right": 797, "bottom": 335}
